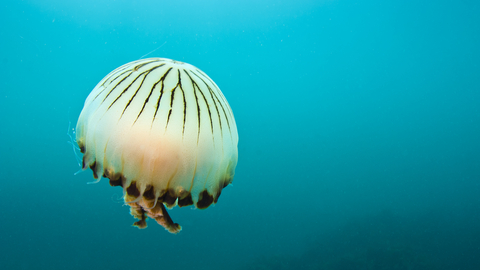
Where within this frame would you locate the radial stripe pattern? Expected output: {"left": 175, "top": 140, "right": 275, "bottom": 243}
{"left": 76, "top": 58, "right": 238, "bottom": 233}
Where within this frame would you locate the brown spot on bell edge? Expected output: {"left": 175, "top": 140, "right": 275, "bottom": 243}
{"left": 143, "top": 185, "right": 155, "bottom": 200}
{"left": 105, "top": 170, "right": 123, "bottom": 187}
{"left": 126, "top": 181, "right": 140, "bottom": 197}
{"left": 109, "top": 178, "right": 123, "bottom": 187}
{"left": 178, "top": 193, "right": 193, "bottom": 207}
{"left": 163, "top": 189, "right": 177, "bottom": 207}
{"left": 197, "top": 190, "right": 213, "bottom": 209}
{"left": 89, "top": 161, "right": 98, "bottom": 179}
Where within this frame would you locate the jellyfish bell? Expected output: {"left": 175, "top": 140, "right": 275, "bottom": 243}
{"left": 76, "top": 58, "right": 238, "bottom": 233}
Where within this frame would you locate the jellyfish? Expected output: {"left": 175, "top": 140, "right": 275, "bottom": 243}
{"left": 75, "top": 58, "right": 238, "bottom": 233}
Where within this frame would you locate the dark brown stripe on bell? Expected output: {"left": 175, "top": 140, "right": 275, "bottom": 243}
{"left": 143, "top": 185, "right": 155, "bottom": 200}
{"left": 89, "top": 161, "right": 98, "bottom": 179}
{"left": 163, "top": 189, "right": 177, "bottom": 207}
{"left": 197, "top": 190, "right": 214, "bottom": 209}
{"left": 79, "top": 145, "right": 85, "bottom": 153}
{"left": 178, "top": 194, "right": 193, "bottom": 207}
{"left": 126, "top": 181, "right": 140, "bottom": 197}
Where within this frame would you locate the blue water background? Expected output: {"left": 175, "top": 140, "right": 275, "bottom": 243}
{"left": 0, "top": 0, "right": 479, "bottom": 269}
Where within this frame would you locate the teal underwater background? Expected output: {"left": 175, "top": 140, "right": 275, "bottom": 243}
{"left": 1, "top": 0, "right": 480, "bottom": 269}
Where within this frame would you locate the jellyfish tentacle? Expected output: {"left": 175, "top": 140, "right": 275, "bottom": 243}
{"left": 87, "top": 178, "right": 101, "bottom": 184}
{"left": 67, "top": 120, "right": 82, "bottom": 167}
{"left": 124, "top": 196, "right": 142, "bottom": 204}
